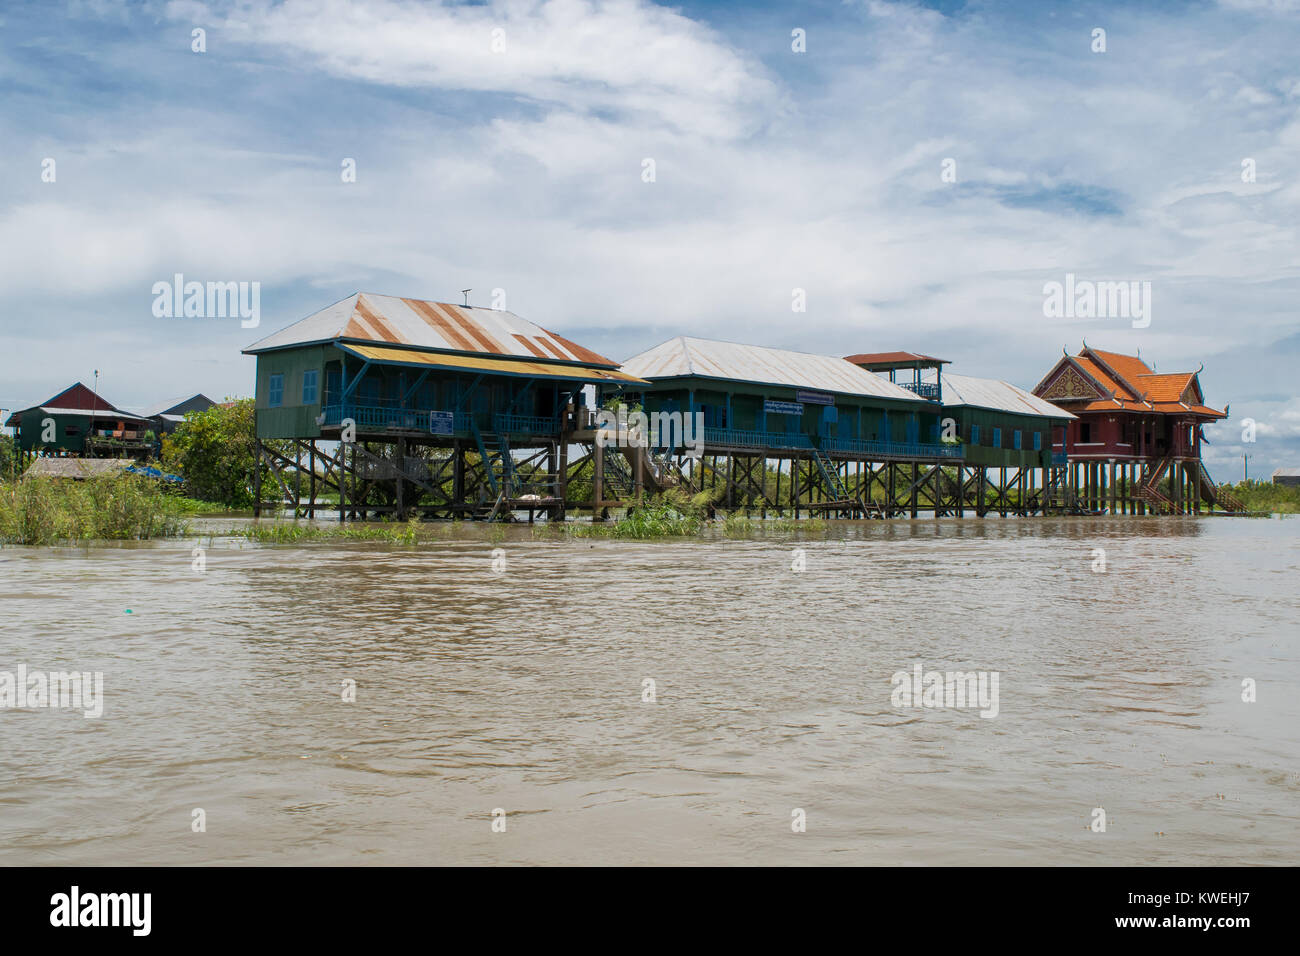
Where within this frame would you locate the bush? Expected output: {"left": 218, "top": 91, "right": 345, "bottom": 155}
{"left": 0, "top": 474, "right": 189, "bottom": 545}
{"left": 162, "top": 399, "right": 261, "bottom": 507}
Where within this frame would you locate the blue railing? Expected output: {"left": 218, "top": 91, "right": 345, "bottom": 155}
{"left": 321, "top": 404, "right": 471, "bottom": 432}
{"left": 821, "top": 437, "right": 962, "bottom": 459}
{"left": 703, "top": 427, "right": 813, "bottom": 449}
{"left": 494, "top": 414, "right": 559, "bottom": 436}
{"left": 899, "top": 382, "right": 942, "bottom": 400}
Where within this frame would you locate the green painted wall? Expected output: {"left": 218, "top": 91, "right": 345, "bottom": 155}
{"left": 949, "top": 406, "right": 1061, "bottom": 468}
{"left": 254, "top": 345, "right": 330, "bottom": 439}
{"left": 618, "top": 377, "right": 932, "bottom": 445}
{"left": 14, "top": 410, "right": 91, "bottom": 452}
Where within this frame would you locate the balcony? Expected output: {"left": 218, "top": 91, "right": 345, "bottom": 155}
{"left": 822, "top": 437, "right": 962, "bottom": 459}
{"left": 494, "top": 414, "right": 560, "bottom": 437}
{"left": 703, "top": 427, "right": 813, "bottom": 450}
{"left": 320, "top": 403, "right": 471, "bottom": 433}
{"left": 899, "top": 382, "right": 942, "bottom": 401}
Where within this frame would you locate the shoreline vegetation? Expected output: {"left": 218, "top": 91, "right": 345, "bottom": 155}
{"left": 1, "top": 472, "right": 1296, "bottom": 547}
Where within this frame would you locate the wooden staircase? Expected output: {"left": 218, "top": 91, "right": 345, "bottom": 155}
{"left": 1195, "top": 462, "right": 1246, "bottom": 514}
{"left": 1134, "top": 454, "right": 1176, "bottom": 514}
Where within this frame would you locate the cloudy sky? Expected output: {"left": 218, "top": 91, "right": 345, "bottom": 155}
{"left": 2, "top": 0, "right": 1297, "bottom": 476}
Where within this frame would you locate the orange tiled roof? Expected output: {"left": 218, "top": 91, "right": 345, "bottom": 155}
{"left": 1134, "top": 372, "right": 1195, "bottom": 403}
{"left": 1073, "top": 356, "right": 1135, "bottom": 400}
{"left": 1087, "top": 348, "right": 1154, "bottom": 391}
{"left": 1037, "top": 348, "right": 1225, "bottom": 419}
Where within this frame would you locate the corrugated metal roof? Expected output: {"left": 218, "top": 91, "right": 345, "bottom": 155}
{"left": 137, "top": 393, "right": 216, "bottom": 419}
{"left": 1273, "top": 468, "right": 1300, "bottom": 478}
{"left": 942, "top": 373, "right": 1075, "bottom": 419}
{"left": 244, "top": 293, "right": 618, "bottom": 367}
{"left": 342, "top": 344, "right": 647, "bottom": 384}
{"left": 844, "top": 351, "right": 950, "bottom": 367}
{"left": 620, "top": 337, "right": 926, "bottom": 402}
{"left": 24, "top": 406, "right": 153, "bottom": 421}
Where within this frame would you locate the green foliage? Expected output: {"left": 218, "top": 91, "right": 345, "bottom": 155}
{"left": 1225, "top": 480, "right": 1300, "bottom": 514}
{"left": 721, "top": 512, "right": 754, "bottom": 537}
{"left": 227, "top": 519, "right": 423, "bottom": 544}
{"left": 162, "top": 399, "right": 267, "bottom": 508}
{"left": 0, "top": 433, "right": 16, "bottom": 480}
{"left": 0, "top": 474, "right": 190, "bottom": 545}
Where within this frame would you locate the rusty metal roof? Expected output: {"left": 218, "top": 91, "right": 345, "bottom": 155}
{"left": 620, "top": 337, "right": 927, "bottom": 402}
{"left": 844, "top": 351, "right": 950, "bottom": 369}
{"left": 941, "top": 373, "right": 1075, "bottom": 419}
{"left": 244, "top": 293, "right": 619, "bottom": 367}
{"left": 342, "top": 344, "right": 647, "bottom": 384}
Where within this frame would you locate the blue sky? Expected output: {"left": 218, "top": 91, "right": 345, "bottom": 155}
{"left": 1, "top": 0, "right": 1297, "bottom": 478}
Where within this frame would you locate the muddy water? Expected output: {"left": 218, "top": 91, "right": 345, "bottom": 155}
{"left": 1, "top": 516, "right": 1296, "bottom": 865}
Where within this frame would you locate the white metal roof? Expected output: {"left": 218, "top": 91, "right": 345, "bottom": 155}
{"left": 31, "top": 406, "right": 152, "bottom": 421}
{"left": 1273, "top": 467, "right": 1300, "bottom": 478}
{"left": 243, "top": 293, "right": 617, "bottom": 367}
{"left": 620, "top": 336, "right": 927, "bottom": 402}
{"left": 942, "top": 373, "right": 1076, "bottom": 419}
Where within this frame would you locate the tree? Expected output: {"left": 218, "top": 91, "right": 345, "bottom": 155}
{"left": 0, "top": 432, "right": 16, "bottom": 480}
{"left": 162, "top": 399, "right": 262, "bottom": 507}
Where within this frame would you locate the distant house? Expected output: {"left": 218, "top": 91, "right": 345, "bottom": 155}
{"left": 141, "top": 393, "right": 216, "bottom": 435}
{"left": 3, "top": 383, "right": 155, "bottom": 458}
{"left": 1273, "top": 468, "right": 1300, "bottom": 488}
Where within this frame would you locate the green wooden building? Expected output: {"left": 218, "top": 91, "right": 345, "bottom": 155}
{"left": 241, "top": 292, "right": 645, "bottom": 515}
{"left": 938, "top": 373, "right": 1074, "bottom": 469}
{"left": 613, "top": 336, "right": 956, "bottom": 459}
{"left": 5, "top": 382, "right": 155, "bottom": 458}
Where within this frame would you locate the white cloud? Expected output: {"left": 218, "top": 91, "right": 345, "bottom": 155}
{"left": 166, "top": 0, "right": 777, "bottom": 139}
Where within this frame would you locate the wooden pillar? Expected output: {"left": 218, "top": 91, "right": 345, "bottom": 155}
{"left": 453, "top": 441, "right": 464, "bottom": 517}
{"left": 337, "top": 441, "right": 346, "bottom": 522}
{"left": 395, "top": 437, "right": 406, "bottom": 519}
{"left": 308, "top": 443, "right": 317, "bottom": 518}
{"left": 774, "top": 458, "right": 782, "bottom": 516}
{"left": 557, "top": 439, "right": 569, "bottom": 520}
{"left": 593, "top": 440, "right": 605, "bottom": 521}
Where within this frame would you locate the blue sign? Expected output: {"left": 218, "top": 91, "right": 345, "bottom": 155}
{"left": 796, "top": 390, "right": 834, "bottom": 406}
{"left": 429, "top": 411, "right": 455, "bottom": 436}
{"left": 764, "top": 400, "right": 804, "bottom": 415}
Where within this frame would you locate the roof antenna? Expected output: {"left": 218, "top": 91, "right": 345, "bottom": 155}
{"left": 461, "top": 288, "right": 472, "bottom": 307}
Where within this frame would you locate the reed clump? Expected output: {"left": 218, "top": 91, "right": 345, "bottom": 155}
{"left": 0, "top": 474, "right": 190, "bottom": 545}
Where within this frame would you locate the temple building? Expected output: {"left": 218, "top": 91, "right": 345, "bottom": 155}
{"left": 1032, "top": 344, "right": 1242, "bottom": 513}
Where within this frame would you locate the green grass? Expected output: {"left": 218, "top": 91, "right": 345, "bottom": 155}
{"left": 222, "top": 518, "right": 426, "bottom": 544}
{"left": 0, "top": 475, "right": 191, "bottom": 545}
{"left": 1223, "top": 480, "right": 1300, "bottom": 514}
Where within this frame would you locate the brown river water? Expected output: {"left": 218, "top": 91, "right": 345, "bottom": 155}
{"left": 1, "top": 515, "right": 1296, "bottom": 866}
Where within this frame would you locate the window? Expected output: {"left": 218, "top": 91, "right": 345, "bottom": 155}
{"left": 702, "top": 404, "right": 728, "bottom": 429}
{"left": 993, "top": 427, "right": 1002, "bottom": 448}
{"left": 971, "top": 424, "right": 980, "bottom": 445}
{"left": 1033, "top": 431, "right": 1042, "bottom": 450}
{"left": 302, "top": 369, "right": 319, "bottom": 404}
{"left": 1080, "top": 422, "right": 1092, "bottom": 443}
{"left": 268, "top": 373, "right": 284, "bottom": 408}
{"left": 1013, "top": 429, "right": 1022, "bottom": 450}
